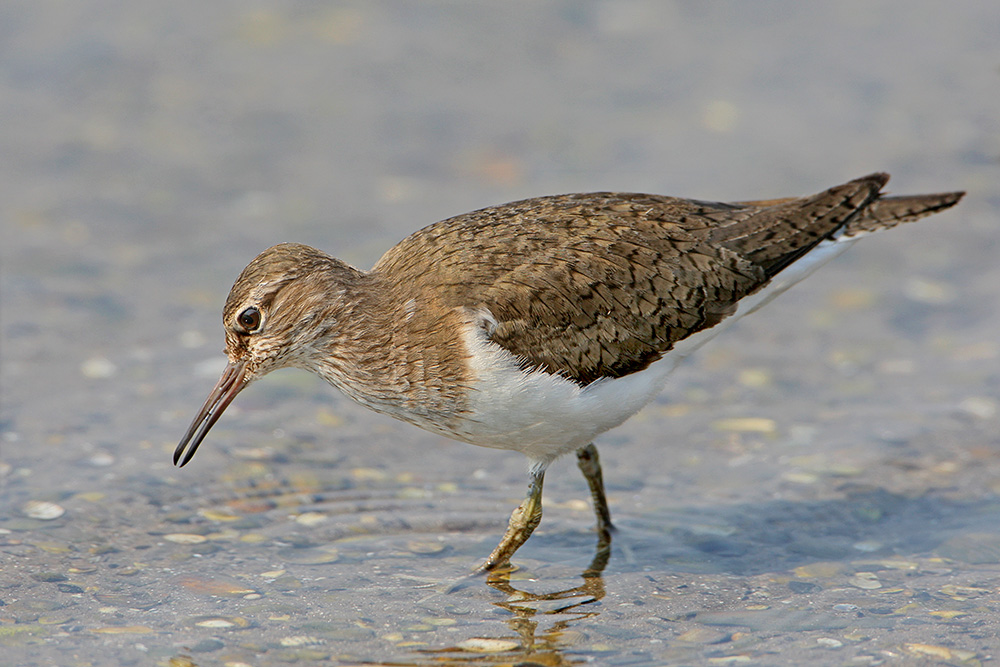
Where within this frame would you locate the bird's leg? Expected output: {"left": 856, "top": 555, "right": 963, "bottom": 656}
{"left": 576, "top": 443, "right": 614, "bottom": 536}
{"left": 480, "top": 462, "right": 546, "bottom": 572}
{"left": 576, "top": 443, "right": 614, "bottom": 575}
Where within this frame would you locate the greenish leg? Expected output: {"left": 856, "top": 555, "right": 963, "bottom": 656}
{"left": 480, "top": 463, "right": 546, "bottom": 572}
{"left": 577, "top": 443, "right": 614, "bottom": 575}
{"left": 576, "top": 443, "right": 614, "bottom": 536}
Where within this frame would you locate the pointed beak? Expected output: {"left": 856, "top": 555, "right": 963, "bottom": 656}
{"left": 174, "top": 360, "right": 248, "bottom": 467}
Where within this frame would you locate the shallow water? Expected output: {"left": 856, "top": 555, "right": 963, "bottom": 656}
{"left": 2, "top": 2, "right": 999, "bottom": 665}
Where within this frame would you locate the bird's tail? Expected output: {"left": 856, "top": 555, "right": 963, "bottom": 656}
{"left": 841, "top": 189, "right": 965, "bottom": 237}
{"left": 722, "top": 173, "right": 964, "bottom": 277}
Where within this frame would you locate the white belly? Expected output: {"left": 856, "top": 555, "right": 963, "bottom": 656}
{"left": 454, "top": 322, "right": 686, "bottom": 464}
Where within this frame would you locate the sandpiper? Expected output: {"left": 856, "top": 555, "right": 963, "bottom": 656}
{"left": 175, "top": 173, "right": 962, "bottom": 571}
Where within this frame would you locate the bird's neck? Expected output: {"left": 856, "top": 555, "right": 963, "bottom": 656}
{"left": 306, "top": 270, "right": 474, "bottom": 431}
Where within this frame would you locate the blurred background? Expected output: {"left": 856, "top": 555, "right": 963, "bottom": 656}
{"left": 2, "top": 2, "right": 998, "bottom": 665}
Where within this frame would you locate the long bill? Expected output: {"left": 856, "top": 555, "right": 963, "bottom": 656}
{"left": 173, "top": 360, "right": 247, "bottom": 467}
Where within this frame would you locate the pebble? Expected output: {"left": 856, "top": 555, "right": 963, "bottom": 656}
{"left": 198, "top": 508, "right": 241, "bottom": 522}
{"left": 88, "top": 452, "right": 115, "bottom": 467}
{"left": 91, "top": 626, "right": 154, "bottom": 634}
{"left": 177, "top": 576, "right": 258, "bottom": 597}
{"left": 38, "top": 614, "right": 75, "bottom": 625}
{"left": 22, "top": 500, "right": 65, "bottom": 520}
{"left": 782, "top": 471, "right": 819, "bottom": 484}
{"left": 939, "top": 584, "right": 987, "bottom": 599}
{"left": 849, "top": 572, "right": 882, "bottom": 590}
{"left": 260, "top": 569, "right": 286, "bottom": 579}
{"left": 294, "top": 512, "right": 328, "bottom": 526}
{"left": 193, "top": 616, "right": 252, "bottom": 629}
{"left": 958, "top": 396, "right": 997, "bottom": 419}
{"left": 903, "top": 277, "right": 955, "bottom": 304}
{"left": 314, "top": 407, "right": 344, "bottom": 427}
{"left": 737, "top": 368, "right": 771, "bottom": 387}
{"left": 279, "top": 635, "right": 325, "bottom": 647}
{"left": 456, "top": 637, "right": 519, "bottom": 652}
{"left": 712, "top": 417, "right": 777, "bottom": 434}
{"left": 870, "top": 559, "right": 918, "bottom": 570}
{"left": 677, "top": 628, "right": 730, "bottom": 644}
{"left": 164, "top": 533, "right": 208, "bottom": 544}
{"left": 904, "top": 643, "right": 953, "bottom": 660}
{"left": 36, "top": 541, "right": 72, "bottom": 554}
{"left": 270, "top": 575, "right": 302, "bottom": 591}
{"left": 231, "top": 447, "right": 277, "bottom": 461}
{"left": 702, "top": 99, "right": 739, "bottom": 133}
{"left": 80, "top": 356, "right": 117, "bottom": 379}
{"left": 350, "top": 467, "right": 386, "bottom": 481}
{"left": 277, "top": 546, "right": 339, "bottom": 565}
{"left": 406, "top": 540, "right": 445, "bottom": 554}
{"left": 830, "top": 286, "right": 875, "bottom": 310}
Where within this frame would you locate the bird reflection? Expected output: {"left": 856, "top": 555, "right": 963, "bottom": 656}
{"left": 417, "top": 550, "right": 608, "bottom": 666}
{"left": 486, "top": 564, "right": 607, "bottom": 656}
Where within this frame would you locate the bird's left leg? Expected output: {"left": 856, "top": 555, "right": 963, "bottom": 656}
{"left": 577, "top": 443, "right": 614, "bottom": 575}
{"left": 576, "top": 443, "right": 614, "bottom": 537}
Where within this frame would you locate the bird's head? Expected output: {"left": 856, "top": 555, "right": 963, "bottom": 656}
{"left": 173, "top": 243, "right": 364, "bottom": 467}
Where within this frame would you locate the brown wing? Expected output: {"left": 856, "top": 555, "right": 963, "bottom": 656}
{"left": 373, "top": 174, "right": 961, "bottom": 385}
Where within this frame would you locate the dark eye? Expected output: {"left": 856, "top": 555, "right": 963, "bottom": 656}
{"left": 238, "top": 307, "right": 261, "bottom": 332}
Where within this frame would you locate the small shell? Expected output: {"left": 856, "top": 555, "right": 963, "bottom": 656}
{"left": 22, "top": 500, "right": 65, "bottom": 520}
{"left": 279, "top": 635, "right": 325, "bottom": 647}
{"left": 164, "top": 533, "right": 208, "bottom": 544}
{"left": 456, "top": 638, "right": 519, "bottom": 652}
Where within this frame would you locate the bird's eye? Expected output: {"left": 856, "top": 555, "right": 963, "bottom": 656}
{"left": 238, "top": 307, "right": 261, "bottom": 332}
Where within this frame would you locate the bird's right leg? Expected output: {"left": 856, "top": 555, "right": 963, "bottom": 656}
{"left": 479, "top": 462, "right": 546, "bottom": 572}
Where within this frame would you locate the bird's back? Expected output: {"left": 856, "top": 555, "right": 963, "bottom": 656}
{"left": 373, "top": 174, "right": 962, "bottom": 386}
